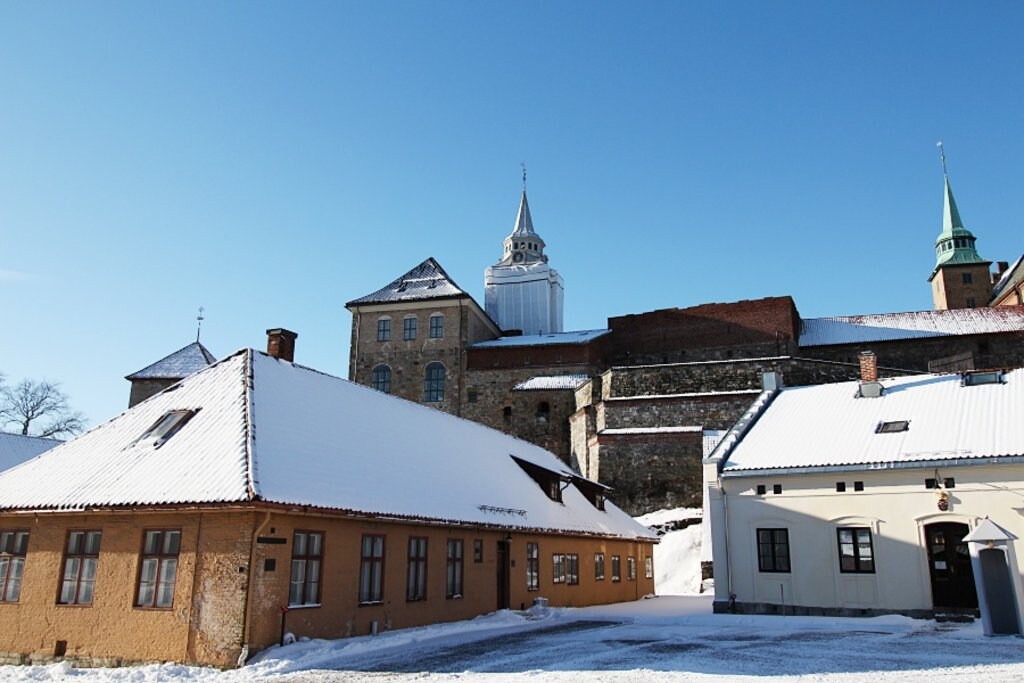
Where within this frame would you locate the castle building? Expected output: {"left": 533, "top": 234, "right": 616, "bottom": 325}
{"left": 345, "top": 258, "right": 500, "bottom": 416}
{"left": 483, "top": 190, "right": 564, "bottom": 335}
{"left": 347, "top": 173, "right": 1024, "bottom": 516}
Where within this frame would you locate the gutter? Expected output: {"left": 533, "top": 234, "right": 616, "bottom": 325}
{"left": 721, "top": 454, "right": 1024, "bottom": 478}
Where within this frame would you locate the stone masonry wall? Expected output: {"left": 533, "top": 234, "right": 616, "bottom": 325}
{"left": 598, "top": 393, "right": 762, "bottom": 431}
{"left": 349, "top": 300, "right": 471, "bottom": 417}
{"left": 461, "top": 364, "right": 593, "bottom": 464}
{"left": 591, "top": 432, "right": 705, "bottom": 515}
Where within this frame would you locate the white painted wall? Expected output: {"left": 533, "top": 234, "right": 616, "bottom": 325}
{"left": 708, "top": 463, "right": 1024, "bottom": 613}
{"left": 483, "top": 263, "right": 564, "bottom": 335}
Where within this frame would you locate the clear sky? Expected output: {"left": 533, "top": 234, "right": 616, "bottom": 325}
{"left": 2, "top": 2, "right": 1022, "bottom": 430}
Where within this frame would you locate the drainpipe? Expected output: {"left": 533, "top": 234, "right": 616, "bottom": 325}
{"left": 239, "top": 511, "right": 272, "bottom": 666}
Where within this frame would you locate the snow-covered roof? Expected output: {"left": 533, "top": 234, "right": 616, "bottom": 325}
{"left": 471, "top": 329, "right": 609, "bottom": 349}
{"left": 513, "top": 375, "right": 590, "bottom": 391}
{"left": 606, "top": 390, "right": 761, "bottom": 402}
{"left": 717, "top": 369, "right": 1024, "bottom": 474}
{"left": 600, "top": 426, "right": 703, "bottom": 436}
{"left": 125, "top": 341, "right": 217, "bottom": 380}
{"left": 0, "top": 350, "right": 651, "bottom": 540}
{"left": 346, "top": 258, "right": 469, "bottom": 306}
{"left": 0, "top": 432, "right": 60, "bottom": 472}
{"left": 799, "top": 308, "right": 1024, "bottom": 347}
{"left": 992, "top": 254, "right": 1024, "bottom": 302}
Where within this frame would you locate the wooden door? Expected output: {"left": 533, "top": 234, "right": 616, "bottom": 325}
{"left": 496, "top": 540, "right": 510, "bottom": 610}
{"left": 925, "top": 522, "right": 978, "bottom": 610}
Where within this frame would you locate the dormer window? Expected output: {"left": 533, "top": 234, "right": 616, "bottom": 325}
{"left": 138, "top": 409, "right": 198, "bottom": 448}
{"left": 876, "top": 420, "right": 909, "bottom": 434}
{"left": 962, "top": 370, "right": 1004, "bottom": 387}
{"left": 512, "top": 456, "right": 564, "bottom": 503}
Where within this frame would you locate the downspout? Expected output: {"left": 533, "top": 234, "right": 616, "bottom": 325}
{"left": 721, "top": 477, "right": 734, "bottom": 603}
{"left": 184, "top": 511, "right": 205, "bottom": 663}
{"left": 457, "top": 302, "right": 465, "bottom": 417}
{"left": 239, "top": 510, "right": 272, "bottom": 666}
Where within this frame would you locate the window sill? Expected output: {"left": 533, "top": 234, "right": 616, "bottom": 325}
{"left": 287, "top": 603, "right": 321, "bottom": 610}
{"left": 358, "top": 601, "right": 384, "bottom": 607}
{"left": 446, "top": 594, "right": 463, "bottom": 600}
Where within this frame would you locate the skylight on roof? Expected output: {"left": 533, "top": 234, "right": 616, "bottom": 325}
{"left": 138, "top": 409, "right": 198, "bottom": 448}
{"left": 962, "top": 370, "right": 1004, "bottom": 387}
{"left": 876, "top": 420, "right": 909, "bottom": 434}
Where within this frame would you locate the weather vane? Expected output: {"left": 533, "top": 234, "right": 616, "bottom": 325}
{"left": 936, "top": 140, "right": 948, "bottom": 176}
{"left": 521, "top": 161, "right": 527, "bottom": 191}
{"left": 196, "top": 306, "right": 205, "bottom": 342}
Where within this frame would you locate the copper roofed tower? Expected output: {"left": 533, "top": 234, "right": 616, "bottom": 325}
{"left": 484, "top": 171, "right": 565, "bottom": 335}
{"left": 929, "top": 142, "right": 993, "bottom": 310}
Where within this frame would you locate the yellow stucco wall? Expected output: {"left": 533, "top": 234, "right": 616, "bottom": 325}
{"left": 0, "top": 509, "right": 254, "bottom": 667}
{"left": 1, "top": 507, "right": 654, "bottom": 667}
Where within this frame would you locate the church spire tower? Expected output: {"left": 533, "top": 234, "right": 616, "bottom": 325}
{"left": 929, "top": 142, "right": 992, "bottom": 310}
{"left": 484, "top": 168, "right": 565, "bottom": 334}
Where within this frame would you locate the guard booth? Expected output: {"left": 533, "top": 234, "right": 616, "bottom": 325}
{"left": 963, "top": 518, "right": 1024, "bottom": 636}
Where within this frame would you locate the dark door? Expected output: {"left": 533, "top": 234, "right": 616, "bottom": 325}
{"left": 925, "top": 522, "right": 978, "bottom": 610}
{"left": 496, "top": 541, "right": 510, "bottom": 610}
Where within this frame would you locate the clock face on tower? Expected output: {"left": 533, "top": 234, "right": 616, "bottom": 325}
{"left": 513, "top": 252, "right": 524, "bottom": 263}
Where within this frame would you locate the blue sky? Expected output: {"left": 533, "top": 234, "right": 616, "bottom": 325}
{"left": 2, "top": 2, "right": 1023, "bottom": 429}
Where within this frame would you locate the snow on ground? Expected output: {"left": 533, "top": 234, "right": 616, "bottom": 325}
{"left": 4, "top": 596, "right": 1024, "bottom": 682}
{"left": 636, "top": 506, "right": 705, "bottom": 595}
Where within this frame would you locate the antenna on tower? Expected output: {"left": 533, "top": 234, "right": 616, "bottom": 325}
{"left": 521, "top": 161, "right": 527, "bottom": 191}
{"left": 936, "top": 141, "right": 948, "bottom": 176}
{"left": 196, "top": 306, "right": 205, "bottom": 342}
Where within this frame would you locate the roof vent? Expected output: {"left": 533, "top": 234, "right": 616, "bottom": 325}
{"left": 962, "top": 370, "right": 1004, "bottom": 387}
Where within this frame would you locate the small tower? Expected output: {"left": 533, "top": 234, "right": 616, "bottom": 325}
{"left": 928, "top": 144, "right": 992, "bottom": 310}
{"left": 484, "top": 177, "right": 565, "bottom": 334}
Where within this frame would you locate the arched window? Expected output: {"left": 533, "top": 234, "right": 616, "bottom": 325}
{"left": 371, "top": 365, "right": 392, "bottom": 394}
{"left": 536, "top": 401, "right": 550, "bottom": 423}
{"left": 424, "top": 362, "right": 445, "bottom": 402}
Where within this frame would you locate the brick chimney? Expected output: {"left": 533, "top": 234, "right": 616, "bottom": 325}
{"left": 266, "top": 328, "right": 298, "bottom": 362}
{"left": 859, "top": 351, "right": 878, "bottom": 383}
{"left": 858, "top": 351, "right": 882, "bottom": 397}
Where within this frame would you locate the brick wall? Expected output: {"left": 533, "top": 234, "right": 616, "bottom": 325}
{"left": 606, "top": 297, "right": 801, "bottom": 365}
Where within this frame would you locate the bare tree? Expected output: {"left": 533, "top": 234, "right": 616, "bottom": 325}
{"left": 0, "top": 377, "right": 85, "bottom": 438}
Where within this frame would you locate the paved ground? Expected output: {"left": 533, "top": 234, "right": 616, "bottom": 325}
{"left": 258, "top": 610, "right": 1024, "bottom": 682}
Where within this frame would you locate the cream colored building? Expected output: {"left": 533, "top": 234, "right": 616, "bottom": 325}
{"left": 705, "top": 355, "right": 1024, "bottom": 629}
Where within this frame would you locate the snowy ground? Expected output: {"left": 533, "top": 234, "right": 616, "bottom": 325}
{"left": 6, "top": 511, "right": 1022, "bottom": 682}
{"left": 4, "top": 596, "right": 1024, "bottom": 682}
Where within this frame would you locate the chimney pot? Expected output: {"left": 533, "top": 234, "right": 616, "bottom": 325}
{"left": 266, "top": 328, "right": 298, "bottom": 362}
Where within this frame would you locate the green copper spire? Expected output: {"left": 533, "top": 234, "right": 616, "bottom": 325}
{"left": 931, "top": 143, "right": 986, "bottom": 276}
